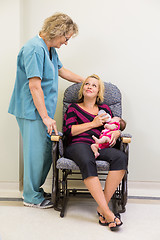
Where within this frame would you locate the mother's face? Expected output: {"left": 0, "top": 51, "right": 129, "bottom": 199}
{"left": 82, "top": 77, "right": 99, "bottom": 99}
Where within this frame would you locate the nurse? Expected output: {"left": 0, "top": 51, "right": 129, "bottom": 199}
{"left": 8, "top": 13, "right": 84, "bottom": 208}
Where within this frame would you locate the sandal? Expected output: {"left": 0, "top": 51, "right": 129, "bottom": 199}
{"left": 108, "top": 217, "right": 123, "bottom": 231}
{"left": 97, "top": 211, "right": 108, "bottom": 226}
{"left": 97, "top": 211, "right": 121, "bottom": 226}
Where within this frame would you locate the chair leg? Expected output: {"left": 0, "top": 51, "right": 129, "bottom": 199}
{"left": 113, "top": 172, "right": 127, "bottom": 213}
{"left": 119, "top": 142, "right": 129, "bottom": 212}
{"left": 111, "top": 194, "right": 118, "bottom": 214}
{"left": 120, "top": 172, "right": 128, "bottom": 213}
{"left": 111, "top": 186, "right": 121, "bottom": 214}
{"left": 53, "top": 170, "right": 62, "bottom": 212}
{"left": 52, "top": 141, "right": 59, "bottom": 208}
{"left": 60, "top": 194, "right": 68, "bottom": 218}
{"left": 60, "top": 170, "right": 70, "bottom": 217}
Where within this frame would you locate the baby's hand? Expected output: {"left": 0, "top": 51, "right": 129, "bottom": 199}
{"left": 108, "top": 130, "right": 120, "bottom": 147}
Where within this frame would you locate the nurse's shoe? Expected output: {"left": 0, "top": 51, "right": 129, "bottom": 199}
{"left": 43, "top": 192, "right": 51, "bottom": 200}
{"left": 22, "top": 192, "right": 51, "bottom": 200}
{"left": 23, "top": 199, "right": 53, "bottom": 209}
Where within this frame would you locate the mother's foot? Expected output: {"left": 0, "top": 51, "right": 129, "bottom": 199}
{"left": 105, "top": 211, "right": 123, "bottom": 230}
{"left": 97, "top": 211, "right": 108, "bottom": 226}
{"left": 97, "top": 208, "right": 122, "bottom": 230}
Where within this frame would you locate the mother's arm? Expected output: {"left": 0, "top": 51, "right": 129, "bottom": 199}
{"left": 71, "top": 114, "right": 105, "bottom": 136}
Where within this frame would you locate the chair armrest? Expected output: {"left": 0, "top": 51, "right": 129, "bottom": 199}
{"left": 51, "top": 131, "right": 63, "bottom": 142}
{"left": 51, "top": 135, "right": 62, "bottom": 142}
{"left": 121, "top": 137, "right": 131, "bottom": 143}
{"left": 121, "top": 133, "right": 132, "bottom": 143}
{"left": 51, "top": 132, "right": 64, "bottom": 157}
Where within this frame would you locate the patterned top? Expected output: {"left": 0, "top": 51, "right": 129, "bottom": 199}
{"left": 63, "top": 103, "right": 112, "bottom": 146}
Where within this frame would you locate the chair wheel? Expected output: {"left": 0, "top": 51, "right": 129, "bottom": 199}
{"left": 72, "top": 189, "right": 77, "bottom": 196}
{"left": 60, "top": 212, "right": 64, "bottom": 218}
{"left": 118, "top": 207, "right": 126, "bottom": 213}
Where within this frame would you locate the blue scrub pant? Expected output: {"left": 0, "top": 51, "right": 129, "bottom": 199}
{"left": 16, "top": 118, "right": 52, "bottom": 204}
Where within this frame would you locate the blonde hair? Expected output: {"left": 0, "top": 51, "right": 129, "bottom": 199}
{"left": 78, "top": 74, "right": 104, "bottom": 104}
{"left": 39, "top": 13, "right": 78, "bottom": 40}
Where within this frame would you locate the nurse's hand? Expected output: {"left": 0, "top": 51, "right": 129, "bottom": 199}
{"left": 43, "top": 116, "right": 58, "bottom": 136}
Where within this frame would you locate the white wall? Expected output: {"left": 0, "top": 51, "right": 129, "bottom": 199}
{"left": 1, "top": 0, "right": 160, "bottom": 195}
{"left": 0, "top": 0, "right": 20, "bottom": 184}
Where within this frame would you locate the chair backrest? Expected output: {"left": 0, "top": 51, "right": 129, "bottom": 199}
{"left": 63, "top": 82, "right": 122, "bottom": 118}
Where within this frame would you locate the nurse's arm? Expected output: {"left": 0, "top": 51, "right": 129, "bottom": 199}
{"left": 58, "top": 66, "right": 84, "bottom": 83}
{"left": 29, "top": 77, "right": 58, "bottom": 135}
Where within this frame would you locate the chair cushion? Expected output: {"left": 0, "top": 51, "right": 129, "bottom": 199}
{"left": 56, "top": 157, "right": 110, "bottom": 171}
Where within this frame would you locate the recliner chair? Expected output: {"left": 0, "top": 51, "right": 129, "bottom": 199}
{"left": 51, "top": 82, "right": 131, "bottom": 217}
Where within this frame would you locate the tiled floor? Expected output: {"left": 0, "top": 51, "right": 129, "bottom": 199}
{"left": 0, "top": 197, "right": 160, "bottom": 240}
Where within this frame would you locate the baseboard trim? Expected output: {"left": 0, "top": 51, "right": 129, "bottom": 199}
{"left": 0, "top": 197, "right": 22, "bottom": 201}
{"left": 128, "top": 196, "right": 160, "bottom": 200}
{"left": 128, "top": 181, "right": 160, "bottom": 198}
{"left": 0, "top": 181, "right": 160, "bottom": 198}
{"left": 0, "top": 182, "right": 22, "bottom": 198}
{"left": 0, "top": 196, "right": 160, "bottom": 202}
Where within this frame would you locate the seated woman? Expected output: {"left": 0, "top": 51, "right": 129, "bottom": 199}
{"left": 63, "top": 74, "right": 127, "bottom": 231}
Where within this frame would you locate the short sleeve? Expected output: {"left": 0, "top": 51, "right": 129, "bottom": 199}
{"left": 23, "top": 50, "right": 44, "bottom": 80}
{"left": 57, "top": 57, "right": 63, "bottom": 70}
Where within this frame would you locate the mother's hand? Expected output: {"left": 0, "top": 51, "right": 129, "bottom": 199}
{"left": 43, "top": 116, "right": 58, "bottom": 136}
{"left": 92, "top": 114, "right": 106, "bottom": 127}
{"left": 108, "top": 130, "right": 121, "bottom": 147}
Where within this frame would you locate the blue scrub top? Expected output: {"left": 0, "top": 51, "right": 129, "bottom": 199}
{"left": 8, "top": 35, "right": 63, "bottom": 120}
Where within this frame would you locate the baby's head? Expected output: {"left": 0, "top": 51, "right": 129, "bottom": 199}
{"left": 98, "top": 110, "right": 126, "bottom": 130}
{"left": 110, "top": 116, "right": 126, "bottom": 130}
{"left": 119, "top": 119, "right": 126, "bottom": 131}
